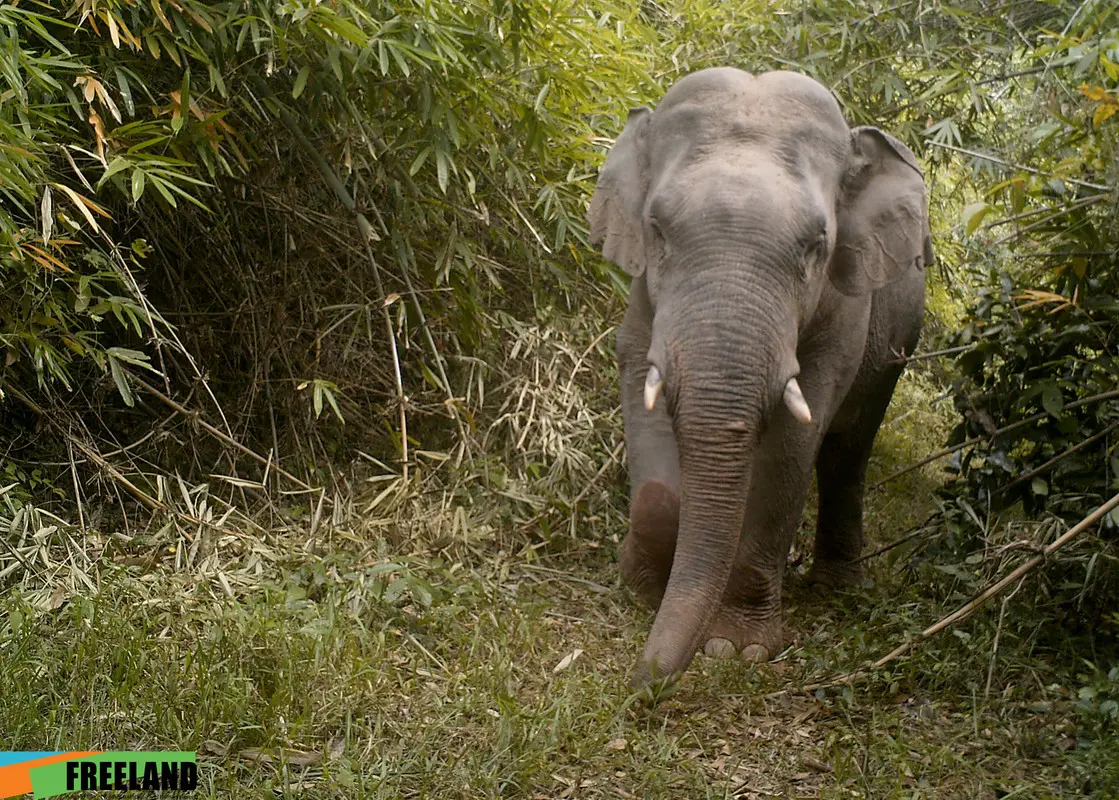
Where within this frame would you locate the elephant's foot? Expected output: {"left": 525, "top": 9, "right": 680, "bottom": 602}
{"left": 805, "top": 557, "right": 863, "bottom": 590}
{"left": 702, "top": 606, "right": 784, "bottom": 664}
{"left": 619, "top": 480, "right": 679, "bottom": 608}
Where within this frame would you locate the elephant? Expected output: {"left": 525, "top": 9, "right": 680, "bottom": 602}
{"left": 587, "top": 68, "right": 934, "bottom": 690}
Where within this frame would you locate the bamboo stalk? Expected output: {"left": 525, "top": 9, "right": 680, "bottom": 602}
{"left": 266, "top": 89, "right": 411, "bottom": 481}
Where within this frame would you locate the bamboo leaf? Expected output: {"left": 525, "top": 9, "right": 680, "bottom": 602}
{"left": 409, "top": 146, "right": 431, "bottom": 176}
{"left": 436, "top": 149, "right": 450, "bottom": 194}
{"left": 114, "top": 67, "right": 134, "bottom": 116}
{"left": 108, "top": 354, "right": 134, "bottom": 407}
{"left": 40, "top": 186, "right": 53, "bottom": 243}
{"left": 131, "top": 168, "right": 146, "bottom": 202}
{"left": 293, "top": 66, "right": 310, "bottom": 99}
{"left": 52, "top": 183, "right": 102, "bottom": 234}
{"left": 962, "top": 201, "right": 994, "bottom": 236}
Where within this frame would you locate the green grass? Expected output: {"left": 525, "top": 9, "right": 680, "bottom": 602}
{"left": 2, "top": 370, "right": 1117, "bottom": 799}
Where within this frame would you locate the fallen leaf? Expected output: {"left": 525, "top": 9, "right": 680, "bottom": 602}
{"left": 237, "top": 748, "right": 322, "bottom": 767}
{"left": 801, "top": 755, "right": 832, "bottom": 773}
{"left": 199, "top": 740, "right": 227, "bottom": 757}
{"left": 553, "top": 648, "right": 584, "bottom": 673}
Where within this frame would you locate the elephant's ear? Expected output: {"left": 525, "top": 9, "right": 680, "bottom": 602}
{"left": 588, "top": 107, "right": 652, "bottom": 277}
{"left": 831, "top": 126, "right": 935, "bottom": 296}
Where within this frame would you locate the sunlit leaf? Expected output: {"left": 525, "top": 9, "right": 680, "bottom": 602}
{"left": 962, "top": 201, "right": 994, "bottom": 235}
{"left": 131, "top": 169, "right": 146, "bottom": 202}
{"left": 40, "top": 187, "right": 52, "bottom": 243}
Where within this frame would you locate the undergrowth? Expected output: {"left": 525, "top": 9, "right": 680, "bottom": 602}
{"left": 4, "top": 334, "right": 1118, "bottom": 798}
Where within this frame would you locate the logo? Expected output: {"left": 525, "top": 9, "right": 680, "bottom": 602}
{"left": 0, "top": 752, "right": 196, "bottom": 799}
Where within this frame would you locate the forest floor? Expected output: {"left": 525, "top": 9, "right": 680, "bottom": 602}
{"left": 2, "top": 373, "right": 1117, "bottom": 799}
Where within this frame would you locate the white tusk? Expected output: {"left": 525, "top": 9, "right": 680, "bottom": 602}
{"left": 644, "top": 366, "right": 664, "bottom": 412}
{"left": 783, "top": 378, "right": 812, "bottom": 424}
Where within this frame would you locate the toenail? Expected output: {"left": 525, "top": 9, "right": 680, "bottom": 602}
{"left": 704, "top": 638, "right": 736, "bottom": 658}
{"left": 740, "top": 644, "right": 769, "bottom": 663}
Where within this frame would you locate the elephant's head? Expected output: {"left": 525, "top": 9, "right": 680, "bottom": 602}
{"left": 588, "top": 68, "right": 933, "bottom": 688}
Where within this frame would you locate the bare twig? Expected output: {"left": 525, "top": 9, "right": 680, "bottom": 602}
{"left": 973, "top": 65, "right": 1052, "bottom": 85}
{"left": 985, "top": 579, "right": 1025, "bottom": 700}
{"left": 872, "top": 389, "right": 1119, "bottom": 489}
{"left": 993, "top": 194, "right": 1110, "bottom": 246}
{"left": 774, "top": 490, "right": 1119, "bottom": 699}
{"left": 130, "top": 376, "right": 321, "bottom": 496}
{"left": 1015, "top": 250, "right": 1117, "bottom": 258}
{"left": 1001, "top": 419, "right": 1119, "bottom": 494}
{"left": 854, "top": 512, "right": 940, "bottom": 564}
{"left": 982, "top": 202, "right": 1064, "bottom": 230}
{"left": 925, "top": 141, "right": 1113, "bottom": 192}
{"left": 67, "top": 437, "right": 86, "bottom": 535}
{"left": 888, "top": 343, "right": 976, "bottom": 365}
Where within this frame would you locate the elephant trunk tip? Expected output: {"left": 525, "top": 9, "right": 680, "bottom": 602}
{"left": 630, "top": 657, "right": 684, "bottom": 700}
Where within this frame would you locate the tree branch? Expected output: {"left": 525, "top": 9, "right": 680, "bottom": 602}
{"left": 873, "top": 389, "right": 1119, "bottom": 489}
{"left": 1000, "top": 419, "right": 1119, "bottom": 494}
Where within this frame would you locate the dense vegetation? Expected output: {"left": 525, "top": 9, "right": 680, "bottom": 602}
{"left": 1, "top": 1, "right": 1117, "bottom": 796}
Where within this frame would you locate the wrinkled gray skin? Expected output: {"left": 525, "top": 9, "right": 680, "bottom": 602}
{"left": 588, "top": 68, "right": 933, "bottom": 690}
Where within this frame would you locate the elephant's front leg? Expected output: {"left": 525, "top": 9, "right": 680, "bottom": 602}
{"left": 617, "top": 276, "right": 680, "bottom": 609}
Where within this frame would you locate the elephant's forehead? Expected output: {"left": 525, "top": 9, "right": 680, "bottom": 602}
{"left": 650, "top": 111, "right": 846, "bottom": 185}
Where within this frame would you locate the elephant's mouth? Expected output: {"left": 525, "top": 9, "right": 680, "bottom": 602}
{"left": 642, "top": 358, "right": 812, "bottom": 425}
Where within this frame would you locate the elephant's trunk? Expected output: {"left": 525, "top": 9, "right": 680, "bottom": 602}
{"left": 632, "top": 428, "right": 757, "bottom": 687}
{"left": 632, "top": 278, "right": 795, "bottom": 689}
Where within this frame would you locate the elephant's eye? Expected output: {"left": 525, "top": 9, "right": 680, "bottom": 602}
{"left": 804, "top": 229, "right": 828, "bottom": 263}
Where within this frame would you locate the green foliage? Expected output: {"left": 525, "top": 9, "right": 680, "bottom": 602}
{"left": 0, "top": 2, "right": 172, "bottom": 394}
{"left": 1076, "top": 656, "right": 1119, "bottom": 736}
{"left": 945, "top": 268, "right": 1119, "bottom": 519}
{"left": 0, "top": 0, "right": 655, "bottom": 481}
{"left": 4, "top": 0, "right": 1110, "bottom": 500}
{"left": 940, "top": 6, "right": 1119, "bottom": 529}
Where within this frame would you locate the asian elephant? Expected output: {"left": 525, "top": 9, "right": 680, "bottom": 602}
{"left": 588, "top": 68, "right": 934, "bottom": 690}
